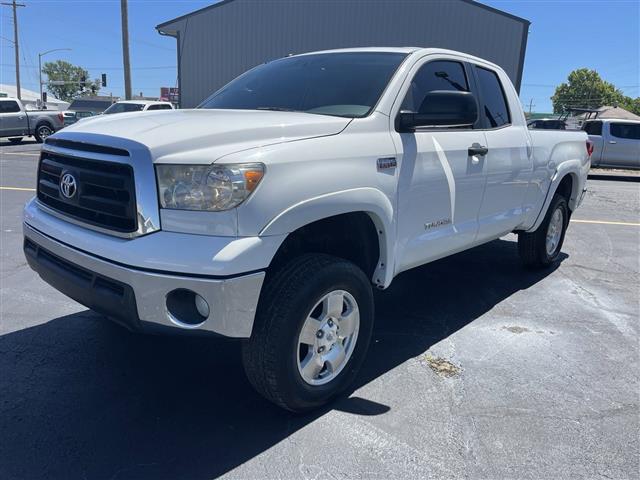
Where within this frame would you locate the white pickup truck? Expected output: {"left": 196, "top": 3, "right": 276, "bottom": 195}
{"left": 23, "top": 48, "right": 590, "bottom": 411}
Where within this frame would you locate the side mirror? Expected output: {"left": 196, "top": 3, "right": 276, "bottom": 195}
{"left": 396, "top": 90, "right": 478, "bottom": 132}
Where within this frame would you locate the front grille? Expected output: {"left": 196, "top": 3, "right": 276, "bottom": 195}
{"left": 37, "top": 151, "right": 137, "bottom": 233}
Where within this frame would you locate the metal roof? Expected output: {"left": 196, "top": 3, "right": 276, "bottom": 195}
{"left": 156, "top": 0, "right": 530, "bottom": 33}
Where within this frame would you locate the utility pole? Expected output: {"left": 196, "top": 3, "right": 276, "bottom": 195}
{"left": 527, "top": 98, "right": 535, "bottom": 114}
{"left": 1, "top": 1, "right": 25, "bottom": 100}
{"left": 120, "top": 0, "right": 132, "bottom": 100}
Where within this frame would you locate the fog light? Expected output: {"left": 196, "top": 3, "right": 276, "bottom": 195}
{"left": 195, "top": 293, "right": 210, "bottom": 318}
{"left": 166, "top": 289, "right": 209, "bottom": 327}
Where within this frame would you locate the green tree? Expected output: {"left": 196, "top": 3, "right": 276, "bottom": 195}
{"left": 42, "top": 60, "right": 101, "bottom": 102}
{"left": 621, "top": 96, "right": 640, "bottom": 116}
{"left": 551, "top": 68, "right": 626, "bottom": 114}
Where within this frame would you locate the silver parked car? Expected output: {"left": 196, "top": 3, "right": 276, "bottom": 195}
{"left": 583, "top": 119, "right": 640, "bottom": 170}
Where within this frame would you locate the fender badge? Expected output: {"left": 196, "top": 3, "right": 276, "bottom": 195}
{"left": 377, "top": 157, "right": 397, "bottom": 169}
{"left": 425, "top": 218, "right": 452, "bottom": 230}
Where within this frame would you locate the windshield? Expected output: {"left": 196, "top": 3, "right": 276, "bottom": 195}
{"left": 103, "top": 103, "right": 145, "bottom": 114}
{"left": 198, "top": 52, "right": 408, "bottom": 118}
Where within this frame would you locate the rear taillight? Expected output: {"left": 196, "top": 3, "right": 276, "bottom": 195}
{"left": 586, "top": 140, "right": 594, "bottom": 157}
{"left": 57, "top": 112, "right": 64, "bottom": 123}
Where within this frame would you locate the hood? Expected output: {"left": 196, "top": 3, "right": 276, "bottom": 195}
{"left": 62, "top": 109, "right": 351, "bottom": 162}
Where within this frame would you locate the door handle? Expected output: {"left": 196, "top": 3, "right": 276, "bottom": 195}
{"left": 609, "top": 141, "right": 617, "bottom": 144}
{"left": 468, "top": 145, "right": 489, "bottom": 156}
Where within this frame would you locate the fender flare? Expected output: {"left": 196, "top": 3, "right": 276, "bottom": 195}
{"left": 35, "top": 120, "right": 54, "bottom": 130}
{"left": 260, "top": 187, "right": 395, "bottom": 287}
{"left": 527, "top": 160, "right": 581, "bottom": 232}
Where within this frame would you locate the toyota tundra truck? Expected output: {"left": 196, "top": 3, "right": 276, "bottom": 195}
{"left": 23, "top": 48, "right": 590, "bottom": 411}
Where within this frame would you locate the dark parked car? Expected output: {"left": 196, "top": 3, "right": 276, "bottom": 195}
{"left": 63, "top": 110, "right": 95, "bottom": 126}
{"left": 527, "top": 119, "right": 567, "bottom": 130}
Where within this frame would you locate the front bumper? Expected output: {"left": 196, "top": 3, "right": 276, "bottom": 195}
{"left": 23, "top": 222, "right": 265, "bottom": 337}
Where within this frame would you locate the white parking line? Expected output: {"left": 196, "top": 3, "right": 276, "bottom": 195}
{"left": 571, "top": 219, "right": 640, "bottom": 227}
{"left": 0, "top": 186, "right": 36, "bottom": 192}
{"left": 0, "top": 151, "right": 40, "bottom": 156}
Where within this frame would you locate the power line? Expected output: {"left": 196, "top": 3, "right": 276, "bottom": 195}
{"left": 0, "top": 0, "right": 24, "bottom": 99}
{"left": 41, "top": 9, "right": 174, "bottom": 52}
{"left": 0, "top": 63, "right": 175, "bottom": 70}
{"left": 523, "top": 83, "right": 640, "bottom": 88}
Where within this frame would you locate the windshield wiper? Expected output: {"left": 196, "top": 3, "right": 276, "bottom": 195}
{"left": 255, "top": 106, "right": 300, "bottom": 112}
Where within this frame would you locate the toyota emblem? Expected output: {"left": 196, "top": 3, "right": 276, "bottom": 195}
{"left": 59, "top": 172, "right": 77, "bottom": 199}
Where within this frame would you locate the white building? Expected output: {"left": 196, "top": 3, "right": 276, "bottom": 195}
{"left": 0, "top": 84, "right": 70, "bottom": 111}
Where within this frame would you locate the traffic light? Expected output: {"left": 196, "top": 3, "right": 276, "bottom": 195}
{"left": 42, "top": 92, "right": 47, "bottom": 103}
{"left": 101, "top": 73, "right": 107, "bottom": 88}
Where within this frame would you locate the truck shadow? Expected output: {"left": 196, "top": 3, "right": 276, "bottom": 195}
{"left": 0, "top": 138, "right": 39, "bottom": 147}
{"left": 0, "top": 238, "right": 564, "bottom": 479}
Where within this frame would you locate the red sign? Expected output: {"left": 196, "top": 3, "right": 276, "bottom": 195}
{"left": 160, "top": 87, "right": 179, "bottom": 103}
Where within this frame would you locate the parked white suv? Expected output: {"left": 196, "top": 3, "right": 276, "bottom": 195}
{"left": 102, "top": 100, "right": 174, "bottom": 115}
{"left": 23, "top": 48, "right": 590, "bottom": 411}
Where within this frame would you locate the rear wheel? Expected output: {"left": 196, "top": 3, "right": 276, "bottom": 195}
{"left": 518, "top": 193, "right": 569, "bottom": 268}
{"left": 34, "top": 124, "right": 53, "bottom": 143}
{"left": 8, "top": 137, "right": 22, "bottom": 144}
{"left": 242, "top": 254, "right": 374, "bottom": 412}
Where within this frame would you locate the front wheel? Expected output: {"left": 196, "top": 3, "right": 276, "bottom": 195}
{"left": 518, "top": 193, "right": 569, "bottom": 268}
{"left": 242, "top": 254, "right": 374, "bottom": 412}
{"left": 34, "top": 124, "right": 53, "bottom": 143}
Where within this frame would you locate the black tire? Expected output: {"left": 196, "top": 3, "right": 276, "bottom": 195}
{"left": 518, "top": 193, "right": 569, "bottom": 268}
{"left": 8, "top": 137, "right": 22, "bottom": 144}
{"left": 242, "top": 254, "right": 374, "bottom": 412}
{"left": 34, "top": 123, "right": 53, "bottom": 143}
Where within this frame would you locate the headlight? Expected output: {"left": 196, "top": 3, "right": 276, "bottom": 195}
{"left": 156, "top": 163, "right": 264, "bottom": 211}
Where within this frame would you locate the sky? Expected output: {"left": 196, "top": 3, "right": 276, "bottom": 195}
{"left": 1, "top": 0, "right": 638, "bottom": 113}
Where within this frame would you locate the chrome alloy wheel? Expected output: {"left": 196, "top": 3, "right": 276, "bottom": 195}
{"left": 546, "top": 207, "right": 564, "bottom": 256}
{"left": 37, "top": 125, "right": 53, "bottom": 140}
{"left": 297, "top": 290, "right": 360, "bottom": 386}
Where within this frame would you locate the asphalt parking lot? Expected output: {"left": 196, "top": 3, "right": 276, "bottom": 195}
{"left": 1, "top": 139, "right": 638, "bottom": 480}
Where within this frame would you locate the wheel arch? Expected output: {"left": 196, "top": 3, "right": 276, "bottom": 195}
{"left": 35, "top": 119, "right": 54, "bottom": 130}
{"left": 527, "top": 163, "right": 582, "bottom": 232}
{"left": 261, "top": 188, "right": 395, "bottom": 288}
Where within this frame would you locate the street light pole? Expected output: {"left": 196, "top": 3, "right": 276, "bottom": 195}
{"left": 38, "top": 48, "right": 72, "bottom": 106}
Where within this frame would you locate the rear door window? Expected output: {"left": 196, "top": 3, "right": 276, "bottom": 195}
{"left": 0, "top": 100, "right": 21, "bottom": 113}
{"left": 475, "top": 67, "right": 511, "bottom": 128}
{"left": 610, "top": 123, "right": 640, "bottom": 140}
{"left": 147, "top": 104, "right": 172, "bottom": 111}
{"left": 583, "top": 121, "right": 603, "bottom": 136}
